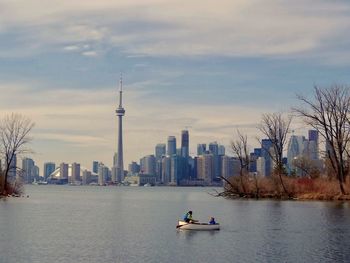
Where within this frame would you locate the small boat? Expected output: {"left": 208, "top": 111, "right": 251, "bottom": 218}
{"left": 176, "top": 220, "right": 220, "bottom": 230}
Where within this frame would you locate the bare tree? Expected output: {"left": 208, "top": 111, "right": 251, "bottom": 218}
{"left": 230, "top": 130, "right": 250, "bottom": 194}
{"left": 258, "top": 112, "right": 292, "bottom": 196}
{"left": 294, "top": 85, "right": 350, "bottom": 195}
{"left": 292, "top": 156, "right": 320, "bottom": 178}
{"left": 0, "top": 113, "right": 34, "bottom": 195}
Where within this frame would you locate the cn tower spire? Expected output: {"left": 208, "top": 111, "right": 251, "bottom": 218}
{"left": 119, "top": 73, "right": 123, "bottom": 107}
{"left": 115, "top": 73, "right": 125, "bottom": 183}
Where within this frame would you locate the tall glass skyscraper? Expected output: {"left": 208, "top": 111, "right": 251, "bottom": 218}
{"left": 261, "top": 139, "right": 273, "bottom": 176}
{"left": 197, "top": 144, "right": 206, "bottom": 155}
{"left": 167, "top": 136, "right": 176, "bottom": 156}
{"left": 155, "top": 144, "right": 166, "bottom": 159}
{"left": 181, "top": 130, "right": 189, "bottom": 158}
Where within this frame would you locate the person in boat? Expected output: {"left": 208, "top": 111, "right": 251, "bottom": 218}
{"left": 209, "top": 217, "right": 216, "bottom": 225}
{"left": 183, "top": 211, "right": 196, "bottom": 223}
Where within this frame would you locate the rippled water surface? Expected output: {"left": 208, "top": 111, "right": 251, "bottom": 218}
{"left": 1, "top": 185, "right": 350, "bottom": 263}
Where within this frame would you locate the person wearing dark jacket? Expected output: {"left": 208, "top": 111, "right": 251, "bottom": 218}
{"left": 183, "top": 211, "right": 195, "bottom": 223}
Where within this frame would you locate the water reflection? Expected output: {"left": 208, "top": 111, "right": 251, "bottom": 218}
{"left": 1, "top": 186, "right": 350, "bottom": 263}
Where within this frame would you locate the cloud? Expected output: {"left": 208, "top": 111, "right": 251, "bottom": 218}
{"left": 0, "top": 0, "right": 349, "bottom": 63}
{"left": 81, "top": 50, "right": 98, "bottom": 57}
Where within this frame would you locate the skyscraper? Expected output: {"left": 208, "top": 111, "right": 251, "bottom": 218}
{"left": 261, "top": 139, "right": 273, "bottom": 176}
{"left": 116, "top": 75, "right": 125, "bottom": 182}
{"left": 22, "top": 157, "right": 34, "bottom": 183}
{"left": 71, "top": 162, "right": 81, "bottom": 183}
{"left": 181, "top": 130, "right": 189, "bottom": 158}
{"left": 140, "top": 155, "right": 156, "bottom": 175}
{"left": 44, "top": 162, "right": 56, "bottom": 180}
{"left": 92, "top": 161, "right": 99, "bottom": 174}
{"left": 197, "top": 144, "right": 206, "bottom": 155}
{"left": 59, "top": 163, "right": 68, "bottom": 181}
{"left": 308, "top": 130, "right": 319, "bottom": 160}
{"left": 167, "top": 136, "right": 176, "bottom": 156}
{"left": 155, "top": 144, "right": 166, "bottom": 159}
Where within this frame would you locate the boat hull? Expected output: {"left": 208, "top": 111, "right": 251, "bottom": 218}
{"left": 177, "top": 220, "right": 220, "bottom": 230}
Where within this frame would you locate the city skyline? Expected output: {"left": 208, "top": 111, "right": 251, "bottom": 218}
{"left": 1, "top": 1, "right": 350, "bottom": 170}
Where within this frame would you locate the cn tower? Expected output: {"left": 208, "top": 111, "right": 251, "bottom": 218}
{"left": 116, "top": 75, "right": 125, "bottom": 182}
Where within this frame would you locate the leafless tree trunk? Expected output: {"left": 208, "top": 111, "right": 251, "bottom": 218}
{"left": 258, "top": 113, "right": 292, "bottom": 196}
{"left": 0, "top": 113, "right": 34, "bottom": 195}
{"left": 294, "top": 85, "right": 350, "bottom": 195}
{"left": 230, "top": 130, "right": 250, "bottom": 195}
{"left": 292, "top": 156, "right": 320, "bottom": 178}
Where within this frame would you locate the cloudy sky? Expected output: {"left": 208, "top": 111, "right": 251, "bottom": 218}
{"left": 1, "top": 0, "right": 350, "bottom": 171}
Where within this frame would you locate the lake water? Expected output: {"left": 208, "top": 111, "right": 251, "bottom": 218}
{"left": 1, "top": 185, "right": 350, "bottom": 263}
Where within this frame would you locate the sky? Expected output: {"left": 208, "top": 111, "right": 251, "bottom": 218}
{"left": 1, "top": 0, "right": 350, "bottom": 171}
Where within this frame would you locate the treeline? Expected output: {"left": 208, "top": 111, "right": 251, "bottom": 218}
{"left": 222, "top": 85, "right": 350, "bottom": 200}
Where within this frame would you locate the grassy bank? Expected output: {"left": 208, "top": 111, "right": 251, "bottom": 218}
{"left": 223, "top": 175, "right": 350, "bottom": 201}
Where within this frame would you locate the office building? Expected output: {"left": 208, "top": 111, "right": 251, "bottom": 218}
{"left": 261, "top": 139, "right": 273, "bottom": 176}
{"left": 181, "top": 130, "right": 189, "bottom": 158}
{"left": 22, "top": 157, "right": 35, "bottom": 183}
{"left": 92, "top": 161, "right": 99, "bottom": 174}
{"left": 196, "top": 153, "right": 214, "bottom": 184}
{"left": 140, "top": 155, "right": 156, "bottom": 175}
{"left": 71, "top": 162, "right": 81, "bottom": 183}
{"left": 82, "top": 170, "right": 91, "bottom": 185}
{"left": 128, "top": 161, "right": 140, "bottom": 175}
{"left": 155, "top": 144, "right": 166, "bottom": 160}
{"left": 197, "top": 144, "right": 206, "bottom": 156}
{"left": 59, "top": 163, "right": 69, "bottom": 180}
{"left": 44, "top": 162, "right": 56, "bottom": 180}
{"left": 167, "top": 136, "right": 177, "bottom": 156}
{"left": 256, "top": 157, "right": 266, "bottom": 176}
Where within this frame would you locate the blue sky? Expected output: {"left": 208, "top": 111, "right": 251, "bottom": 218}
{"left": 1, "top": 0, "right": 350, "bottom": 171}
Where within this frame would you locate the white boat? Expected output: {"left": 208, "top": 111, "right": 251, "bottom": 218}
{"left": 177, "top": 220, "right": 220, "bottom": 230}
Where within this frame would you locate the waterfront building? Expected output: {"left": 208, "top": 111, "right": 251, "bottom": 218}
{"left": 197, "top": 144, "right": 206, "bottom": 156}
{"left": 221, "top": 156, "right": 234, "bottom": 179}
{"left": 111, "top": 166, "right": 117, "bottom": 183}
{"left": 140, "top": 155, "right": 156, "bottom": 175}
{"left": 82, "top": 170, "right": 91, "bottom": 185}
{"left": 256, "top": 157, "right": 266, "bottom": 176}
{"left": 287, "top": 135, "right": 306, "bottom": 171}
{"left": 170, "top": 155, "right": 188, "bottom": 185}
{"left": 44, "top": 162, "right": 55, "bottom": 180}
{"left": 98, "top": 164, "right": 109, "bottom": 185}
{"left": 161, "top": 156, "right": 171, "bottom": 184}
{"left": 71, "top": 162, "right": 81, "bottom": 183}
{"left": 167, "top": 136, "right": 176, "bottom": 156}
{"left": 92, "top": 161, "right": 99, "bottom": 174}
{"left": 155, "top": 144, "right": 166, "bottom": 160}
{"left": 261, "top": 139, "right": 273, "bottom": 176}
{"left": 59, "top": 163, "right": 69, "bottom": 180}
{"left": 196, "top": 153, "right": 214, "bottom": 184}
{"left": 128, "top": 161, "right": 140, "bottom": 175}
{"left": 218, "top": 145, "right": 225, "bottom": 156}
{"left": 22, "top": 157, "right": 35, "bottom": 183}
{"left": 209, "top": 142, "right": 219, "bottom": 155}
{"left": 115, "top": 75, "right": 126, "bottom": 183}
{"left": 308, "top": 129, "right": 319, "bottom": 160}
{"left": 155, "top": 144, "right": 165, "bottom": 182}
{"left": 139, "top": 174, "right": 157, "bottom": 186}
{"left": 33, "top": 165, "right": 39, "bottom": 181}
{"left": 181, "top": 130, "right": 189, "bottom": 158}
